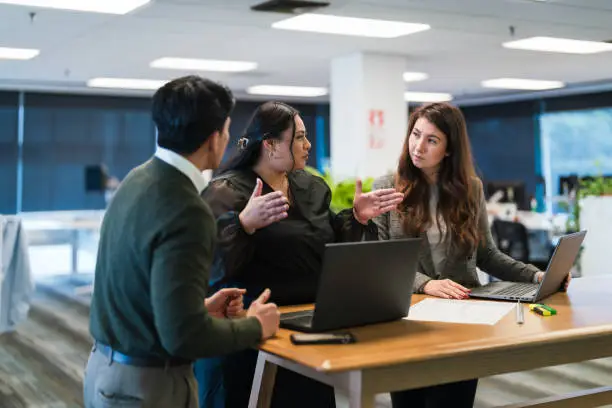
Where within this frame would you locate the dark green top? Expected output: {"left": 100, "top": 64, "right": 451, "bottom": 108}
{"left": 89, "top": 157, "right": 262, "bottom": 360}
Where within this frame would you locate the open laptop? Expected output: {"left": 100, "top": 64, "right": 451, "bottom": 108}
{"left": 280, "top": 239, "right": 421, "bottom": 333}
{"left": 469, "top": 230, "right": 586, "bottom": 302}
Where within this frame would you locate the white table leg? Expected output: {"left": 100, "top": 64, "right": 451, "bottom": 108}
{"left": 248, "top": 351, "right": 278, "bottom": 408}
{"left": 348, "top": 371, "right": 375, "bottom": 408}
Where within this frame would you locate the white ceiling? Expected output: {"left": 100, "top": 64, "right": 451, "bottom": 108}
{"left": 1, "top": 0, "right": 612, "bottom": 104}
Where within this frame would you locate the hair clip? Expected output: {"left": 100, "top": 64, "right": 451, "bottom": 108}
{"left": 237, "top": 137, "right": 249, "bottom": 150}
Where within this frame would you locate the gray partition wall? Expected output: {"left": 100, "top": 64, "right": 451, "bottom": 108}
{"left": 0, "top": 91, "right": 18, "bottom": 214}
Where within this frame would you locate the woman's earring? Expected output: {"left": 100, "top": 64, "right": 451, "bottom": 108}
{"left": 268, "top": 151, "right": 274, "bottom": 160}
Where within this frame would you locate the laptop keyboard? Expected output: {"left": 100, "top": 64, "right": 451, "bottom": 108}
{"left": 280, "top": 310, "right": 314, "bottom": 327}
{"left": 495, "top": 283, "right": 537, "bottom": 297}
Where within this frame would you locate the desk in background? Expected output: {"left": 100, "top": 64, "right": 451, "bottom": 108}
{"left": 250, "top": 277, "right": 612, "bottom": 408}
{"left": 487, "top": 208, "right": 569, "bottom": 265}
{"left": 20, "top": 210, "right": 103, "bottom": 276}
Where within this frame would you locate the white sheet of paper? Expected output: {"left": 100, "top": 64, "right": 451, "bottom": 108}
{"left": 405, "top": 298, "right": 516, "bottom": 325}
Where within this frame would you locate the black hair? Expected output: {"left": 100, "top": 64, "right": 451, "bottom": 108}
{"left": 223, "top": 101, "right": 299, "bottom": 172}
{"left": 152, "top": 75, "right": 235, "bottom": 155}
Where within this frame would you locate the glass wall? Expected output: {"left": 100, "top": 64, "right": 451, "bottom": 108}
{"left": 22, "top": 93, "right": 156, "bottom": 211}
{"left": 540, "top": 107, "right": 612, "bottom": 210}
{"left": 2, "top": 92, "right": 328, "bottom": 214}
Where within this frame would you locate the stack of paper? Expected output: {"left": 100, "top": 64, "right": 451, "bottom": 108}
{"left": 405, "top": 298, "right": 516, "bottom": 325}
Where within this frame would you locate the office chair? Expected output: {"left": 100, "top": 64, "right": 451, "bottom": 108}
{"left": 491, "top": 219, "right": 530, "bottom": 264}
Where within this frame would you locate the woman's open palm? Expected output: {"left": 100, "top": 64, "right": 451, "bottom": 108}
{"left": 353, "top": 179, "right": 404, "bottom": 222}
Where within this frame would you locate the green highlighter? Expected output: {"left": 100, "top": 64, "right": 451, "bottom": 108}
{"left": 529, "top": 303, "right": 557, "bottom": 316}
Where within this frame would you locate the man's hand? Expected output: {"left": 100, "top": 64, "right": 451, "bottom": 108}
{"left": 423, "top": 279, "right": 471, "bottom": 299}
{"left": 225, "top": 292, "right": 246, "bottom": 318}
{"left": 246, "top": 289, "right": 280, "bottom": 340}
{"left": 205, "top": 288, "right": 246, "bottom": 319}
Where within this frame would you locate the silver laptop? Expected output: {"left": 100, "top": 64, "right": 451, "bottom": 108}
{"left": 280, "top": 239, "right": 421, "bottom": 333}
{"left": 469, "top": 230, "right": 586, "bottom": 302}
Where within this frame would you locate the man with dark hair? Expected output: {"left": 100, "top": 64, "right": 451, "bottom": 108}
{"left": 84, "top": 75, "right": 280, "bottom": 408}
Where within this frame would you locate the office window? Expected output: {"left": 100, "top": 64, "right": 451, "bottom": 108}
{"left": 0, "top": 92, "right": 18, "bottom": 214}
{"left": 463, "top": 102, "right": 539, "bottom": 203}
{"left": 540, "top": 107, "right": 612, "bottom": 206}
{"left": 22, "top": 93, "right": 155, "bottom": 211}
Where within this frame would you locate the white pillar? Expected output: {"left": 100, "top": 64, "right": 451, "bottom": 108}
{"left": 579, "top": 196, "right": 612, "bottom": 276}
{"left": 330, "top": 52, "right": 408, "bottom": 181}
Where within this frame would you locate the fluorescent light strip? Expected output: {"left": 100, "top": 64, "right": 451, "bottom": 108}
{"left": 0, "top": 0, "right": 151, "bottom": 14}
{"left": 247, "top": 85, "right": 328, "bottom": 97}
{"left": 403, "top": 72, "right": 429, "bottom": 82}
{"left": 87, "top": 78, "right": 167, "bottom": 90}
{"left": 404, "top": 92, "right": 453, "bottom": 102}
{"left": 272, "top": 13, "right": 430, "bottom": 38}
{"left": 503, "top": 36, "right": 612, "bottom": 54}
{"left": 482, "top": 78, "right": 565, "bottom": 91}
{"left": 151, "top": 58, "right": 258, "bottom": 72}
{"left": 0, "top": 47, "right": 39, "bottom": 60}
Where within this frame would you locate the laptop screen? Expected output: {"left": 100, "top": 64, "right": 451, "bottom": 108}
{"left": 534, "top": 230, "right": 586, "bottom": 301}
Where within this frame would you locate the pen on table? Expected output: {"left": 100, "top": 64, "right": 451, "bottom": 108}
{"left": 516, "top": 300, "right": 524, "bottom": 325}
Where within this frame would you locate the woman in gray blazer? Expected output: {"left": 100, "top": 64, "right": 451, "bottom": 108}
{"left": 372, "top": 102, "right": 565, "bottom": 408}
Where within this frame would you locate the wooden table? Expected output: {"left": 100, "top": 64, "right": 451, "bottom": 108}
{"left": 249, "top": 276, "right": 612, "bottom": 408}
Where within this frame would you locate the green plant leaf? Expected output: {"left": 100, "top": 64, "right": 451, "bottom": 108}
{"left": 305, "top": 166, "right": 375, "bottom": 212}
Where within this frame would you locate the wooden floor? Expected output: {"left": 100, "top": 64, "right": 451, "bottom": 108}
{"left": 1, "top": 280, "right": 611, "bottom": 408}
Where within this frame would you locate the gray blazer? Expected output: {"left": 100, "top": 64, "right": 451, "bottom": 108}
{"left": 372, "top": 174, "right": 539, "bottom": 293}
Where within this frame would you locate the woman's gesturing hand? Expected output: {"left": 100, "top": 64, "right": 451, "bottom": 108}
{"left": 239, "top": 178, "right": 289, "bottom": 234}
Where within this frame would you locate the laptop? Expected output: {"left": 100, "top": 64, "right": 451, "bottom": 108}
{"left": 280, "top": 239, "right": 421, "bottom": 333}
{"left": 469, "top": 230, "right": 586, "bottom": 302}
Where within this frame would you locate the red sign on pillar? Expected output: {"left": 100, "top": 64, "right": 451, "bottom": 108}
{"left": 368, "top": 109, "right": 385, "bottom": 149}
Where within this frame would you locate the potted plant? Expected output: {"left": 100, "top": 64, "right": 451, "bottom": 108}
{"left": 574, "top": 171, "right": 612, "bottom": 277}
{"left": 305, "top": 166, "right": 375, "bottom": 212}
{"left": 572, "top": 173, "right": 612, "bottom": 231}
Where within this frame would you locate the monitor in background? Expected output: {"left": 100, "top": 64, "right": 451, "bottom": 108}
{"left": 485, "top": 180, "right": 528, "bottom": 210}
{"left": 558, "top": 174, "right": 580, "bottom": 195}
{"left": 85, "top": 164, "right": 109, "bottom": 192}
{"left": 558, "top": 174, "right": 612, "bottom": 197}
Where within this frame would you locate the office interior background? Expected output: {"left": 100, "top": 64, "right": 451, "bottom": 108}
{"left": 2, "top": 0, "right": 612, "bottom": 407}
{"left": 3, "top": 89, "right": 612, "bottom": 214}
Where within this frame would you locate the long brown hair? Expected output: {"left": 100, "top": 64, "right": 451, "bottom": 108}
{"left": 396, "top": 102, "right": 480, "bottom": 256}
